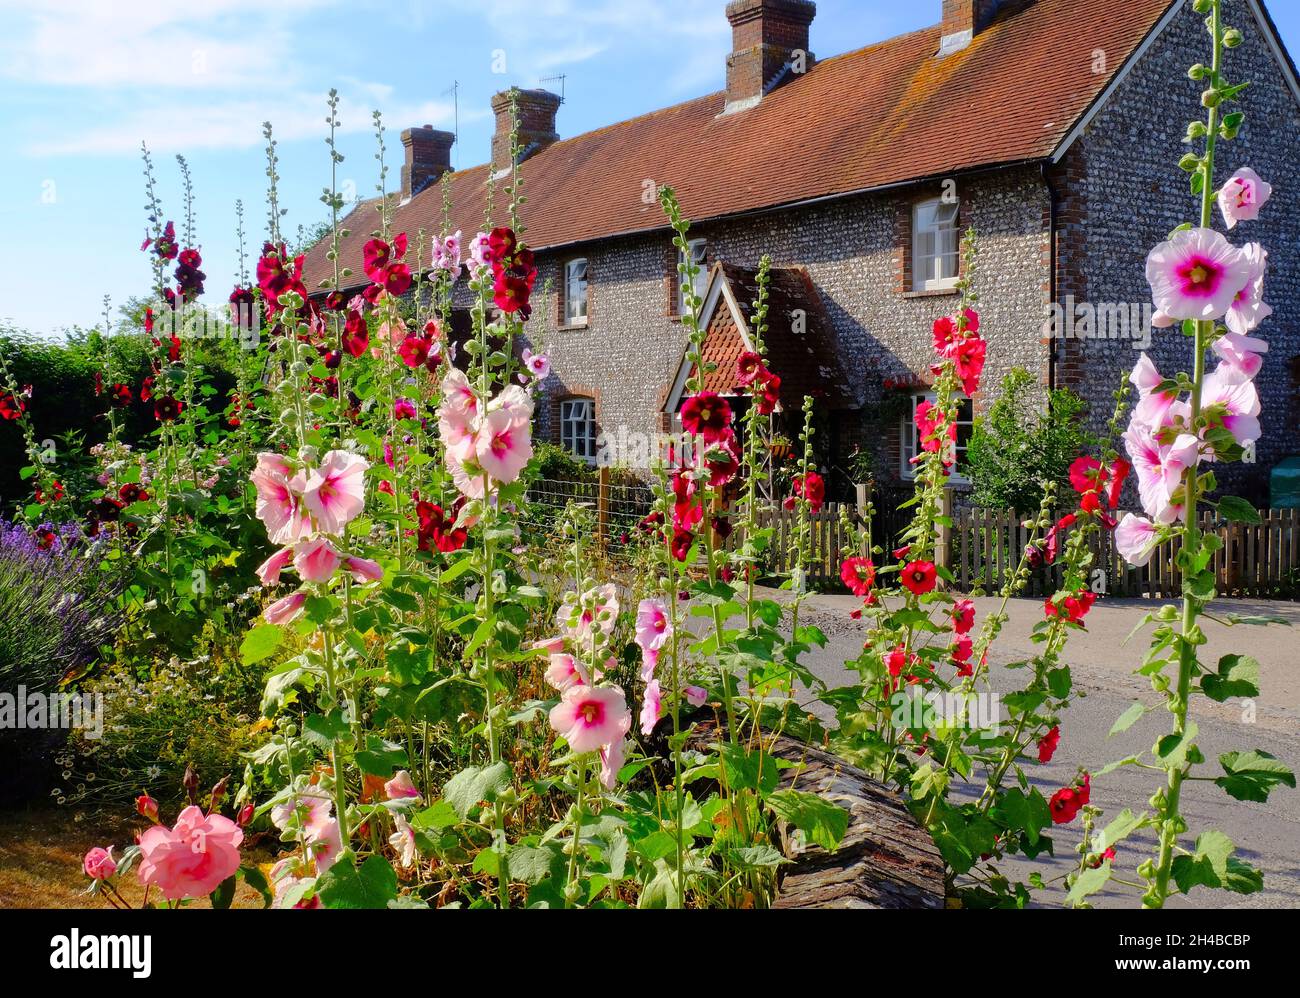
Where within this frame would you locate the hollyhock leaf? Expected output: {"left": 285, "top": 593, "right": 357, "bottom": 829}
{"left": 1047, "top": 666, "right": 1072, "bottom": 700}
{"left": 1109, "top": 701, "right": 1149, "bottom": 737}
{"left": 719, "top": 743, "right": 780, "bottom": 797}
{"left": 1154, "top": 722, "right": 1199, "bottom": 768}
{"left": 1096, "top": 755, "right": 1141, "bottom": 777}
{"left": 240, "top": 623, "right": 283, "bottom": 665}
{"left": 505, "top": 843, "right": 566, "bottom": 885}
{"left": 1066, "top": 861, "right": 1112, "bottom": 906}
{"left": 355, "top": 740, "right": 409, "bottom": 777}
{"left": 766, "top": 789, "right": 849, "bottom": 851}
{"left": 302, "top": 711, "right": 351, "bottom": 752}
{"left": 445, "top": 762, "right": 511, "bottom": 819}
{"left": 1216, "top": 495, "right": 1262, "bottom": 523}
{"left": 317, "top": 855, "right": 398, "bottom": 909}
{"left": 1200, "top": 653, "right": 1260, "bottom": 702}
{"left": 1223, "top": 612, "right": 1291, "bottom": 627}
{"left": 1215, "top": 750, "right": 1296, "bottom": 802}
{"left": 411, "top": 800, "right": 459, "bottom": 832}
{"left": 993, "top": 788, "right": 1052, "bottom": 846}
{"left": 1171, "top": 830, "right": 1241, "bottom": 896}
{"left": 1097, "top": 808, "right": 1145, "bottom": 851}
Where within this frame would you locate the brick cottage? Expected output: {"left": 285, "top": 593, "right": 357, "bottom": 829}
{"left": 301, "top": 0, "right": 1300, "bottom": 501}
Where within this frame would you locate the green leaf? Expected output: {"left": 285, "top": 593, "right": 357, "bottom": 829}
{"left": 1154, "top": 722, "right": 1199, "bottom": 768}
{"left": 1066, "top": 860, "right": 1112, "bottom": 906}
{"left": 1109, "top": 701, "right": 1149, "bottom": 737}
{"left": 1046, "top": 666, "right": 1072, "bottom": 700}
{"left": 301, "top": 711, "right": 351, "bottom": 752}
{"left": 444, "top": 762, "right": 511, "bottom": 819}
{"left": 1097, "top": 808, "right": 1144, "bottom": 850}
{"left": 411, "top": 800, "right": 459, "bottom": 831}
{"left": 766, "top": 789, "right": 849, "bottom": 851}
{"left": 1201, "top": 654, "right": 1260, "bottom": 702}
{"left": 1215, "top": 750, "right": 1296, "bottom": 803}
{"left": 240, "top": 623, "right": 283, "bottom": 665}
{"left": 993, "top": 787, "right": 1052, "bottom": 847}
{"left": 1169, "top": 830, "right": 1260, "bottom": 895}
{"left": 209, "top": 874, "right": 237, "bottom": 910}
{"left": 317, "top": 856, "right": 399, "bottom": 909}
{"left": 1216, "top": 496, "right": 1261, "bottom": 524}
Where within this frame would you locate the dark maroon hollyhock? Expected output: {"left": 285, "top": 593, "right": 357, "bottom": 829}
{"left": 415, "top": 500, "right": 468, "bottom": 554}
{"left": 94, "top": 371, "right": 103, "bottom": 396}
{"left": 323, "top": 349, "right": 342, "bottom": 370}
{"left": 108, "top": 383, "right": 133, "bottom": 407}
{"left": 154, "top": 395, "right": 183, "bottom": 421}
{"left": 89, "top": 496, "right": 124, "bottom": 522}
{"left": 711, "top": 515, "right": 732, "bottom": 541}
{"left": 679, "top": 391, "right": 733, "bottom": 444}
{"left": 146, "top": 221, "right": 178, "bottom": 262}
{"left": 341, "top": 311, "right": 369, "bottom": 358}
{"left": 118, "top": 483, "right": 150, "bottom": 504}
{"left": 256, "top": 243, "right": 308, "bottom": 314}
{"left": 639, "top": 510, "right": 665, "bottom": 534}
{"left": 670, "top": 526, "right": 693, "bottom": 562}
{"left": 175, "top": 248, "right": 205, "bottom": 300}
{"left": 229, "top": 285, "right": 256, "bottom": 323}
{"left": 755, "top": 373, "right": 781, "bottom": 415}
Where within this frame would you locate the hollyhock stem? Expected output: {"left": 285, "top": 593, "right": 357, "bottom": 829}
{"left": 1150, "top": 0, "right": 1222, "bottom": 908}
{"left": 564, "top": 754, "right": 587, "bottom": 907}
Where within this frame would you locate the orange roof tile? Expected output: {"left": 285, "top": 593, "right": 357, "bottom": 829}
{"left": 301, "top": 0, "right": 1174, "bottom": 291}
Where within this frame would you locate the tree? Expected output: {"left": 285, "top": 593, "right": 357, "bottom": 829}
{"left": 965, "top": 367, "right": 1093, "bottom": 512}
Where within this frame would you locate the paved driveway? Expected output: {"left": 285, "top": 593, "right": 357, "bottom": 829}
{"left": 780, "top": 591, "right": 1300, "bottom": 908}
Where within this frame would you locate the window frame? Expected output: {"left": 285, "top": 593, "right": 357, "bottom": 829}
{"left": 677, "top": 237, "right": 708, "bottom": 317}
{"left": 900, "top": 391, "right": 973, "bottom": 484}
{"left": 563, "top": 257, "right": 588, "bottom": 326}
{"left": 912, "top": 198, "right": 960, "bottom": 292}
{"left": 559, "top": 397, "right": 597, "bottom": 463}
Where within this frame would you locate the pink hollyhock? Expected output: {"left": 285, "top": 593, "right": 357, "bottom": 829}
{"left": 521, "top": 348, "right": 550, "bottom": 380}
{"left": 680, "top": 391, "right": 732, "bottom": 444}
{"left": 302, "top": 450, "right": 369, "bottom": 534}
{"left": 598, "top": 737, "right": 626, "bottom": 791}
{"left": 439, "top": 413, "right": 477, "bottom": 463}
{"left": 952, "top": 598, "right": 976, "bottom": 634}
{"left": 546, "top": 653, "right": 584, "bottom": 692}
{"left": 252, "top": 453, "right": 311, "bottom": 545}
{"left": 549, "top": 685, "right": 631, "bottom": 753}
{"left": 343, "top": 555, "right": 384, "bottom": 584}
{"left": 635, "top": 598, "right": 671, "bottom": 653}
{"left": 1145, "top": 227, "right": 1250, "bottom": 322}
{"left": 432, "top": 230, "right": 462, "bottom": 273}
{"left": 447, "top": 452, "right": 488, "bottom": 500}
{"left": 389, "top": 812, "right": 418, "bottom": 868}
{"left": 1115, "top": 512, "right": 1159, "bottom": 567}
{"left": 256, "top": 546, "right": 294, "bottom": 587}
{"left": 137, "top": 805, "right": 243, "bottom": 901}
{"left": 271, "top": 790, "right": 334, "bottom": 838}
{"left": 640, "top": 679, "right": 662, "bottom": 736}
{"left": 1129, "top": 354, "right": 1178, "bottom": 436}
{"left": 467, "top": 231, "right": 492, "bottom": 270}
{"left": 440, "top": 369, "right": 480, "bottom": 424}
{"left": 1212, "top": 331, "right": 1268, "bottom": 380}
{"left": 1225, "top": 242, "right": 1271, "bottom": 337}
{"left": 1037, "top": 726, "right": 1060, "bottom": 764}
{"left": 640, "top": 646, "right": 659, "bottom": 683}
{"left": 959, "top": 307, "right": 980, "bottom": 333}
{"left": 264, "top": 591, "right": 306, "bottom": 625}
{"left": 83, "top": 846, "right": 117, "bottom": 880}
{"left": 884, "top": 644, "right": 912, "bottom": 678}
{"left": 1218, "top": 167, "right": 1272, "bottom": 230}
{"left": 384, "top": 771, "right": 422, "bottom": 801}
{"left": 684, "top": 685, "right": 707, "bottom": 707}
{"left": 393, "top": 397, "right": 417, "bottom": 421}
{"left": 488, "top": 384, "right": 534, "bottom": 428}
{"left": 1123, "top": 421, "right": 1198, "bottom": 524}
{"left": 1201, "top": 364, "right": 1261, "bottom": 450}
{"left": 475, "top": 408, "right": 533, "bottom": 484}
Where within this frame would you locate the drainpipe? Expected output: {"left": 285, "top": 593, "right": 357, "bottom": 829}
{"left": 1042, "top": 161, "right": 1059, "bottom": 394}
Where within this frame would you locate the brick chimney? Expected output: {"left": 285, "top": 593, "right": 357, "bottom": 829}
{"left": 491, "top": 88, "right": 562, "bottom": 170}
{"left": 939, "top": 0, "right": 1000, "bottom": 55}
{"left": 400, "top": 126, "right": 454, "bottom": 200}
{"left": 724, "top": 0, "right": 816, "bottom": 114}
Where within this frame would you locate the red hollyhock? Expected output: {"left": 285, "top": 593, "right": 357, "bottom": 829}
{"left": 257, "top": 243, "right": 308, "bottom": 314}
{"left": 1037, "top": 725, "right": 1060, "bottom": 763}
{"left": 342, "top": 311, "right": 369, "bottom": 358}
{"left": 1089, "top": 846, "right": 1117, "bottom": 869}
{"left": 416, "top": 500, "right": 468, "bottom": 554}
{"left": 784, "top": 471, "right": 825, "bottom": 513}
{"left": 736, "top": 351, "right": 767, "bottom": 387}
{"left": 108, "top": 383, "right": 133, "bottom": 407}
{"left": 959, "top": 307, "right": 980, "bottom": 333}
{"left": 680, "top": 391, "right": 732, "bottom": 444}
{"left": 704, "top": 433, "right": 741, "bottom": 488}
{"left": 755, "top": 373, "right": 781, "bottom": 415}
{"left": 0, "top": 392, "right": 25, "bottom": 420}
{"left": 639, "top": 510, "right": 665, "bottom": 534}
{"left": 1049, "top": 773, "right": 1090, "bottom": 824}
{"left": 671, "top": 473, "right": 704, "bottom": 531}
{"left": 952, "top": 598, "right": 976, "bottom": 634}
{"left": 383, "top": 262, "right": 413, "bottom": 296}
{"left": 1045, "top": 589, "right": 1097, "bottom": 624}
{"left": 146, "top": 221, "right": 178, "bottom": 262}
{"left": 932, "top": 316, "right": 958, "bottom": 355}
{"left": 89, "top": 496, "right": 124, "bottom": 522}
{"left": 900, "top": 560, "right": 938, "bottom": 596}
{"left": 35, "top": 528, "right": 58, "bottom": 551}
{"left": 140, "top": 376, "right": 155, "bottom": 403}
{"left": 951, "top": 634, "right": 974, "bottom": 676}
{"left": 670, "top": 527, "right": 693, "bottom": 562}
{"left": 487, "top": 227, "right": 518, "bottom": 265}
{"left": 1105, "top": 458, "right": 1131, "bottom": 510}
{"left": 840, "top": 556, "right": 876, "bottom": 597}
{"left": 398, "top": 334, "right": 432, "bottom": 368}
{"left": 1043, "top": 512, "right": 1077, "bottom": 563}
{"left": 154, "top": 395, "right": 183, "bottom": 421}
{"left": 175, "top": 248, "right": 206, "bottom": 300}
{"left": 35, "top": 480, "right": 64, "bottom": 504}
{"left": 953, "top": 335, "right": 987, "bottom": 396}
{"left": 1068, "top": 456, "right": 1105, "bottom": 495}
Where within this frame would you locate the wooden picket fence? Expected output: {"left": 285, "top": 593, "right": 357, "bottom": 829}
{"left": 749, "top": 501, "right": 861, "bottom": 586}
{"left": 952, "top": 506, "right": 1300, "bottom": 599}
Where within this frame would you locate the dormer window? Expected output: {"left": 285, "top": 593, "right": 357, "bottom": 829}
{"left": 913, "top": 198, "right": 959, "bottom": 291}
{"left": 564, "top": 258, "right": 588, "bottom": 326}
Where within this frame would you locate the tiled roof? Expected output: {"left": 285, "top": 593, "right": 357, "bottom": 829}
{"left": 693, "top": 263, "right": 854, "bottom": 410}
{"left": 301, "top": 0, "right": 1174, "bottom": 292}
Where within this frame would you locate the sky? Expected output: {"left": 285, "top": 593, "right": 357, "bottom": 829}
{"left": 1, "top": 0, "right": 1298, "bottom": 338}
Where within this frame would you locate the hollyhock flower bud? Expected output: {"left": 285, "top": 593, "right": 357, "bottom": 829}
{"left": 237, "top": 804, "right": 255, "bottom": 828}
{"left": 83, "top": 846, "right": 117, "bottom": 880}
{"left": 264, "top": 591, "right": 307, "bottom": 625}
{"left": 136, "top": 794, "right": 160, "bottom": 822}
{"left": 684, "top": 686, "right": 708, "bottom": 708}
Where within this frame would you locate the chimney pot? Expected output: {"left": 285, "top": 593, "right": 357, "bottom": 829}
{"left": 723, "top": 0, "right": 816, "bottom": 114}
{"left": 400, "top": 126, "right": 454, "bottom": 199}
{"left": 491, "top": 88, "right": 562, "bottom": 169}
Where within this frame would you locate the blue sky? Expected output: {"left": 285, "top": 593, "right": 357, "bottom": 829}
{"left": 2, "top": 0, "right": 1297, "bottom": 337}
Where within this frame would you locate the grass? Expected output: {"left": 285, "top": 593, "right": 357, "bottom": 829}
{"left": 0, "top": 805, "right": 268, "bottom": 909}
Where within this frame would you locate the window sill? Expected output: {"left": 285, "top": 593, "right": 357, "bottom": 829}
{"left": 903, "top": 286, "right": 961, "bottom": 299}
{"left": 558, "top": 320, "right": 589, "bottom": 331}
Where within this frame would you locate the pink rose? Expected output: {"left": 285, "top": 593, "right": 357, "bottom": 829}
{"left": 137, "top": 805, "right": 243, "bottom": 901}
{"left": 83, "top": 846, "right": 117, "bottom": 880}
